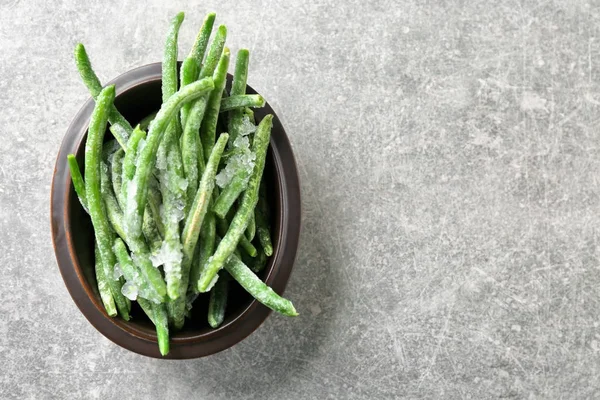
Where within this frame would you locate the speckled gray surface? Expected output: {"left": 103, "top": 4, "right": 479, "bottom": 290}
{"left": 2, "top": 0, "right": 600, "bottom": 398}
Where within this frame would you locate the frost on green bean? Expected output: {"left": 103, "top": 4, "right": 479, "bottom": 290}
{"left": 125, "top": 77, "right": 214, "bottom": 241}
{"left": 197, "top": 115, "right": 272, "bottom": 292}
{"left": 215, "top": 122, "right": 255, "bottom": 189}
{"left": 168, "top": 133, "right": 228, "bottom": 328}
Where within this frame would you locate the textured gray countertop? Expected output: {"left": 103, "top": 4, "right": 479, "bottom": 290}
{"left": 2, "top": 1, "right": 600, "bottom": 398}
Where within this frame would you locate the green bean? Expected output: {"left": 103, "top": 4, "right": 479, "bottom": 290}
{"left": 227, "top": 49, "right": 250, "bottom": 145}
{"left": 122, "top": 126, "right": 146, "bottom": 182}
{"left": 120, "top": 126, "right": 164, "bottom": 253}
{"left": 100, "top": 162, "right": 127, "bottom": 240}
{"left": 158, "top": 12, "right": 186, "bottom": 248}
{"left": 181, "top": 94, "right": 208, "bottom": 210}
{"left": 169, "top": 133, "right": 228, "bottom": 328}
{"left": 213, "top": 170, "right": 251, "bottom": 219}
{"left": 84, "top": 85, "right": 130, "bottom": 320}
{"left": 74, "top": 43, "right": 133, "bottom": 150}
{"left": 180, "top": 24, "right": 227, "bottom": 203}
{"left": 147, "top": 177, "right": 165, "bottom": 237}
{"left": 246, "top": 211, "right": 256, "bottom": 241}
{"left": 162, "top": 12, "right": 184, "bottom": 102}
{"left": 160, "top": 134, "right": 187, "bottom": 301}
{"left": 126, "top": 77, "right": 214, "bottom": 240}
{"left": 113, "top": 238, "right": 163, "bottom": 304}
{"left": 182, "top": 47, "right": 229, "bottom": 212}
{"left": 182, "top": 133, "right": 229, "bottom": 267}
{"left": 138, "top": 298, "right": 170, "bottom": 356}
{"left": 255, "top": 180, "right": 273, "bottom": 256}
{"left": 216, "top": 215, "right": 257, "bottom": 257}
{"left": 244, "top": 107, "right": 255, "bottom": 124}
{"left": 180, "top": 12, "right": 216, "bottom": 127}
{"left": 157, "top": 9, "right": 185, "bottom": 234}
{"left": 179, "top": 57, "right": 199, "bottom": 132}
{"left": 198, "top": 117, "right": 271, "bottom": 291}
{"left": 251, "top": 249, "right": 268, "bottom": 273}
{"left": 191, "top": 13, "right": 216, "bottom": 67}
{"left": 67, "top": 154, "right": 87, "bottom": 210}
{"left": 200, "top": 46, "right": 230, "bottom": 161}
{"left": 207, "top": 272, "right": 229, "bottom": 328}
{"left": 180, "top": 28, "right": 227, "bottom": 205}
{"left": 197, "top": 129, "right": 206, "bottom": 177}
{"left": 139, "top": 111, "right": 157, "bottom": 131}
{"left": 220, "top": 95, "right": 265, "bottom": 112}
{"left": 113, "top": 238, "right": 142, "bottom": 288}
{"left": 110, "top": 149, "right": 125, "bottom": 207}
{"left": 199, "top": 25, "right": 227, "bottom": 80}
{"left": 224, "top": 250, "right": 297, "bottom": 317}
{"left": 191, "top": 212, "right": 215, "bottom": 293}
{"left": 94, "top": 243, "right": 117, "bottom": 317}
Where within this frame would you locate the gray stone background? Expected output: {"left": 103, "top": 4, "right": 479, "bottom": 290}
{"left": 1, "top": 0, "right": 600, "bottom": 398}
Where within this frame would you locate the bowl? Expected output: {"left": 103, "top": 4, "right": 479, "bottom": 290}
{"left": 50, "top": 62, "right": 301, "bottom": 359}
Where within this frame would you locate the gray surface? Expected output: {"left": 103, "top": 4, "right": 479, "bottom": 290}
{"left": 1, "top": 0, "right": 600, "bottom": 398}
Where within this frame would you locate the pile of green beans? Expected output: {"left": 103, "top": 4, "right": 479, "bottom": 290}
{"left": 68, "top": 11, "right": 297, "bottom": 356}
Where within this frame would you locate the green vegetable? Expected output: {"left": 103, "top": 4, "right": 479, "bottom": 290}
{"left": 125, "top": 77, "right": 214, "bottom": 241}
{"left": 246, "top": 211, "right": 256, "bottom": 241}
{"left": 170, "top": 133, "right": 228, "bottom": 329}
{"left": 208, "top": 272, "right": 229, "bottom": 328}
{"left": 94, "top": 243, "right": 117, "bottom": 316}
{"left": 255, "top": 180, "right": 273, "bottom": 256}
{"left": 84, "top": 85, "right": 130, "bottom": 320}
{"left": 220, "top": 95, "right": 265, "bottom": 112}
{"left": 180, "top": 27, "right": 227, "bottom": 208}
{"left": 225, "top": 250, "right": 297, "bottom": 317}
{"left": 213, "top": 170, "right": 251, "bottom": 219}
{"left": 252, "top": 249, "right": 268, "bottom": 273}
{"left": 159, "top": 12, "right": 188, "bottom": 301}
{"left": 67, "top": 154, "right": 87, "bottom": 210}
{"left": 138, "top": 298, "right": 170, "bottom": 356}
{"left": 198, "top": 115, "right": 272, "bottom": 292}
{"left": 191, "top": 212, "right": 216, "bottom": 293}
{"left": 162, "top": 12, "right": 185, "bottom": 102}
{"left": 180, "top": 12, "right": 216, "bottom": 127}
{"left": 200, "top": 46, "right": 230, "bottom": 161}
{"left": 74, "top": 43, "right": 133, "bottom": 149}
{"left": 122, "top": 126, "right": 145, "bottom": 182}
{"left": 227, "top": 49, "right": 250, "bottom": 145}
{"left": 139, "top": 112, "right": 157, "bottom": 131}
{"left": 216, "top": 215, "right": 257, "bottom": 257}
{"left": 100, "top": 161, "right": 127, "bottom": 240}
{"left": 110, "top": 149, "right": 125, "bottom": 207}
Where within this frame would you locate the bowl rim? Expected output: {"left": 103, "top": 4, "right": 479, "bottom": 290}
{"left": 50, "top": 62, "right": 302, "bottom": 359}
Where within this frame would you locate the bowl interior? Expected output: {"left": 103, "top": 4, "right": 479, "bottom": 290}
{"left": 68, "top": 76, "right": 282, "bottom": 339}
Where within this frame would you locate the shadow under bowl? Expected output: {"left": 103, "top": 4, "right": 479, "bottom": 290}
{"left": 50, "top": 62, "right": 301, "bottom": 359}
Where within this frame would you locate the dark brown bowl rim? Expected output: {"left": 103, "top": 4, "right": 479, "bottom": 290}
{"left": 50, "top": 62, "right": 301, "bottom": 359}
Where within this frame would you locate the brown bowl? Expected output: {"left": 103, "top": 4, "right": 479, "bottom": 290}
{"left": 50, "top": 63, "right": 301, "bottom": 359}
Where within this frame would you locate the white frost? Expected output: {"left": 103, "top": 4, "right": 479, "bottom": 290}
{"left": 215, "top": 132, "right": 256, "bottom": 188}
{"left": 239, "top": 116, "right": 256, "bottom": 136}
{"left": 121, "top": 280, "right": 138, "bottom": 300}
{"left": 150, "top": 241, "right": 183, "bottom": 269}
{"left": 113, "top": 263, "right": 123, "bottom": 280}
